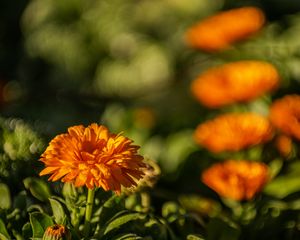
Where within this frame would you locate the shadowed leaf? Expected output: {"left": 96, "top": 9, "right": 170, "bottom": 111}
{"left": 49, "top": 198, "right": 67, "bottom": 224}
{"left": 0, "top": 218, "right": 10, "bottom": 239}
{"left": 29, "top": 212, "right": 53, "bottom": 238}
{"left": 23, "top": 177, "right": 51, "bottom": 202}
{"left": 0, "top": 183, "right": 11, "bottom": 209}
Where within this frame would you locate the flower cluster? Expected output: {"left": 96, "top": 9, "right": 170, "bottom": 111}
{"left": 185, "top": 6, "right": 287, "bottom": 201}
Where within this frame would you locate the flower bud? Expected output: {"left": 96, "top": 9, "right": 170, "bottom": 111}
{"left": 42, "top": 224, "right": 71, "bottom": 240}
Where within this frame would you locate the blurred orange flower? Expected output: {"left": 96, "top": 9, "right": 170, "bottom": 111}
{"left": 202, "top": 160, "right": 269, "bottom": 201}
{"left": 191, "top": 61, "right": 279, "bottom": 108}
{"left": 270, "top": 95, "right": 300, "bottom": 140}
{"left": 185, "top": 6, "right": 265, "bottom": 52}
{"left": 275, "top": 134, "right": 292, "bottom": 157}
{"left": 40, "top": 123, "right": 146, "bottom": 194}
{"left": 194, "top": 113, "right": 273, "bottom": 152}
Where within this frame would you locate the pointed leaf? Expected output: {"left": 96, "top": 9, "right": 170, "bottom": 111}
{"left": 23, "top": 177, "right": 51, "bottom": 202}
{"left": 0, "top": 233, "right": 10, "bottom": 240}
{"left": 29, "top": 212, "right": 53, "bottom": 238}
{"left": 0, "top": 183, "right": 11, "bottom": 209}
{"left": 98, "top": 211, "right": 144, "bottom": 238}
{"left": 268, "top": 159, "right": 283, "bottom": 179}
{"left": 104, "top": 212, "right": 143, "bottom": 235}
{"left": 187, "top": 235, "right": 205, "bottom": 240}
{"left": 0, "top": 218, "right": 10, "bottom": 239}
{"left": 22, "top": 222, "right": 32, "bottom": 240}
{"left": 97, "top": 194, "right": 125, "bottom": 227}
{"left": 111, "top": 233, "right": 144, "bottom": 240}
{"left": 11, "top": 230, "right": 23, "bottom": 240}
{"left": 49, "top": 198, "right": 67, "bottom": 224}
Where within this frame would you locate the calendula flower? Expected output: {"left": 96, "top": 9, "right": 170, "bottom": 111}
{"left": 270, "top": 95, "right": 300, "bottom": 140}
{"left": 42, "top": 224, "right": 71, "bottom": 240}
{"left": 191, "top": 61, "right": 279, "bottom": 108}
{"left": 40, "top": 124, "right": 146, "bottom": 194}
{"left": 275, "top": 134, "right": 292, "bottom": 157}
{"left": 194, "top": 113, "right": 273, "bottom": 153}
{"left": 202, "top": 160, "right": 269, "bottom": 201}
{"left": 185, "top": 6, "right": 265, "bottom": 52}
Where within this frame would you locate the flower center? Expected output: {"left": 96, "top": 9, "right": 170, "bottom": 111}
{"left": 82, "top": 141, "right": 96, "bottom": 154}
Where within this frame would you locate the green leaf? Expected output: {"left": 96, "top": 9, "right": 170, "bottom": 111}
{"left": 187, "top": 234, "right": 205, "bottom": 240}
{"left": 22, "top": 222, "right": 32, "bottom": 240}
{"left": 104, "top": 212, "right": 143, "bottom": 235}
{"left": 0, "top": 183, "right": 11, "bottom": 209}
{"left": 99, "top": 211, "right": 145, "bottom": 238}
{"left": 29, "top": 212, "right": 53, "bottom": 238}
{"left": 111, "top": 233, "right": 144, "bottom": 240}
{"left": 264, "top": 161, "right": 300, "bottom": 198}
{"left": 23, "top": 177, "right": 51, "bottom": 202}
{"left": 0, "top": 218, "right": 10, "bottom": 239}
{"left": 264, "top": 175, "right": 300, "bottom": 198}
{"left": 268, "top": 159, "right": 283, "bottom": 179}
{"left": 62, "top": 183, "right": 77, "bottom": 200}
{"left": 49, "top": 198, "right": 67, "bottom": 224}
{"left": 11, "top": 230, "right": 23, "bottom": 240}
{"left": 0, "top": 233, "right": 10, "bottom": 240}
{"left": 207, "top": 217, "right": 240, "bottom": 240}
{"left": 13, "top": 191, "right": 27, "bottom": 210}
{"left": 96, "top": 194, "right": 125, "bottom": 227}
{"left": 27, "top": 204, "right": 44, "bottom": 213}
{"left": 140, "top": 217, "right": 157, "bottom": 235}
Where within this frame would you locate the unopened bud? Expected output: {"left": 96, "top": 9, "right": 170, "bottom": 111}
{"left": 42, "top": 224, "right": 71, "bottom": 240}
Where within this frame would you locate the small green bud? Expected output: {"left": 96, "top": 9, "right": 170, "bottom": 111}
{"left": 42, "top": 224, "right": 71, "bottom": 240}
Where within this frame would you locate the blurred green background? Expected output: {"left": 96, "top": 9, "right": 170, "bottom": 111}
{"left": 2, "top": 0, "right": 300, "bottom": 196}
{"left": 3, "top": 1, "right": 300, "bottom": 239}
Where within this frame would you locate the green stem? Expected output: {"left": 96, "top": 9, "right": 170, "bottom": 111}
{"left": 83, "top": 188, "right": 96, "bottom": 238}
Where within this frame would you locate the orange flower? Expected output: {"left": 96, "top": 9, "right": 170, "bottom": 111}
{"left": 270, "top": 95, "right": 300, "bottom": 140}
{"left": 191, "top": 61, "right": 279, "bottom": 108}
{"left": 185, "top": 6, "right": 265, "bottom": 52}
{"left": 194, "top": 113, "right": 273, "bottom": 153}
{"left": 275, "top": 134, "right": 292, "bottom": 157}
{"left": 202, "top": 160, "right": 269, "bottom": 201}
{"left": 43, "top": 224, "right": 71, "bottom": 240}
{"left": 40, "top": 123, "right": 146, "bottom": 194}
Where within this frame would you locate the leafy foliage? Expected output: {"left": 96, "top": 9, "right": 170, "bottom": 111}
{"left": 2, "top": 0, "right": 300, "bottom": 239}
